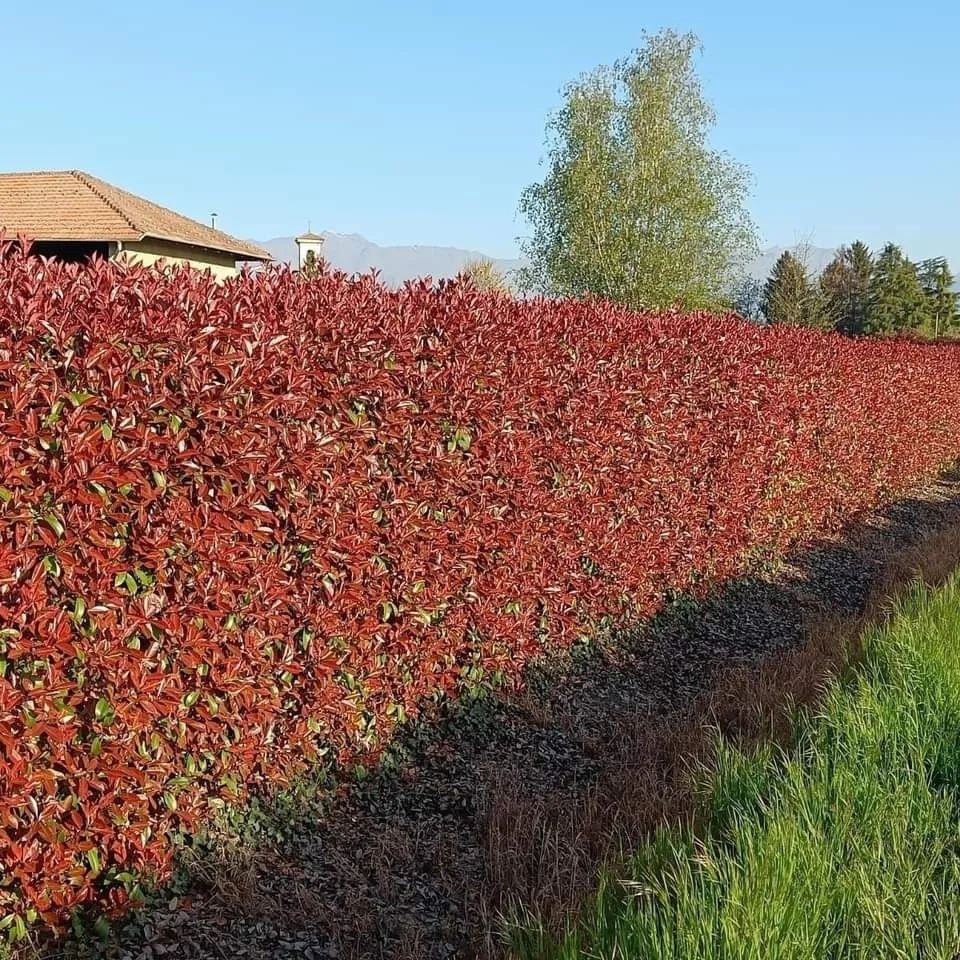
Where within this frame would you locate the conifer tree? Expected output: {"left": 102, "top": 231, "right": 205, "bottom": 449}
{"left": 819, "top": 257, "right": 847, "bottom": 331}
{"left": 918, "top": 258, "right": 959, "bottom": 338}
{"left": 761, "top": 251, "right": 829, "bottom": 328}
{"left": 820, "top": 241, "right": 873, "bottom": 335}
{"left": 866, "top": 243, "right": 931, "bottom": 335}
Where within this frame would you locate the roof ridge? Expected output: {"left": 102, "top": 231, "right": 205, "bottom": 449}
{"left": 76, "top": 171, "right": 267, "bottom": 258}
{"left": 69, "top": 170, "right": 143, "bottom": 237}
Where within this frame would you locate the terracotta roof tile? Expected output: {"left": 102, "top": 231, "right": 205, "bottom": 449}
{"left": 0, "top": 170, "right": 271, "bottom": 261}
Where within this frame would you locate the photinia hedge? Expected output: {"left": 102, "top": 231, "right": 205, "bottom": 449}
{"left": 2, "top": 239, "right": 960, "bottom": 934}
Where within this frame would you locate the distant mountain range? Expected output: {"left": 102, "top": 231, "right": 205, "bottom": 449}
{"left": 258, "top": 233, "right": 524, "bottom": 288}
{"left": 256, "top": 234, "right": 843, "bottom": 288}
{"left": 743, "top": 245, "right": 837, "bottom": 283}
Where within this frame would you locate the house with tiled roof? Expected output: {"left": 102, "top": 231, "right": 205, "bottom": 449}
{"left": 0, "top": 170, "right": 271, "bottom": 279}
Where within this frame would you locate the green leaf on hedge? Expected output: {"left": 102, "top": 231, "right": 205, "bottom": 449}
{"left": 94, "top": 698, "right": 115, "bottom": 725}
{"left": 43, "top": 512, "right": 65, "bottom": 537}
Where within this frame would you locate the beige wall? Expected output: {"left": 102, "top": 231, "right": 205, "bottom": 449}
{"left": 112, "top": 237, "right": 239, "bottom": 280}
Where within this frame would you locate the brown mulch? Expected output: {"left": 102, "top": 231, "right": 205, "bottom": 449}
{"left": 39, "top": 471, "right": 960, "bottom": 960}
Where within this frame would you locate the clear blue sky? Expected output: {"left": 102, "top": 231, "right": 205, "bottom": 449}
{"left": 3, "top": 0, "right": 958, "bottom": 264}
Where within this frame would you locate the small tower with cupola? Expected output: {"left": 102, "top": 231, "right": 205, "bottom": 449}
{"left": 295, "top": 226, "right": 324, "bottom": 273}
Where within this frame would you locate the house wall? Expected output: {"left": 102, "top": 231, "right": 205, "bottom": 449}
{"left": 113, "top": 238, "right": 239, "bottom": 280}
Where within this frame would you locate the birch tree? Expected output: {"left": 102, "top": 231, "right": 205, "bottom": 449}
{"left": 518, "top": 30, "right": 757, "bottom": 310}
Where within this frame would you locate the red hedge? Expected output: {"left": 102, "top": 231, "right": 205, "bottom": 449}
{"left": 1, "top": 242, "right": 959, "bottom": 931}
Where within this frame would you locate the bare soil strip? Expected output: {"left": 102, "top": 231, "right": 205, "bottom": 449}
{"left": 43, "top": 471, "right": 960, "bottom": 960}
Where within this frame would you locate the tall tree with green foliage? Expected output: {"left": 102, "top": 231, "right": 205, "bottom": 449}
{"left": 918, "top": 257, "right": 959, "bottom": 338}
{"left": 518, "top": 30, "right": 757, "bottom": 310}
{"left": 820, "top": 241, "right": 873, "bottom": 335}
{"left": 761, "top": 251, "right": 829, "bottom": 328}
{"left": 866, "top": 243, "right": 932, "bottom": 335}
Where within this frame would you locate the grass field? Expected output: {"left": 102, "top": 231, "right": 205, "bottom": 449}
{"left": 505, "top": 572, "right": 960, "bottom": 959}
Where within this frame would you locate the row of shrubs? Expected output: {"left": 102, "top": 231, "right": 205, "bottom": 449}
{"left": 2, "top": 240, "right": 960, "bottom": 935}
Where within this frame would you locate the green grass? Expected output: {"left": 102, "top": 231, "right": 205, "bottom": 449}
{"left": 505, "top": 573, "right": 960, "bottom": 959}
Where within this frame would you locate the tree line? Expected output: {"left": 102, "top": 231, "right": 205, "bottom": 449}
{"left": 741, "top": 244, "right": 960, "bottom": 337}
{"left": 516, "top": 29, "right": 959, "bottom": 340}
